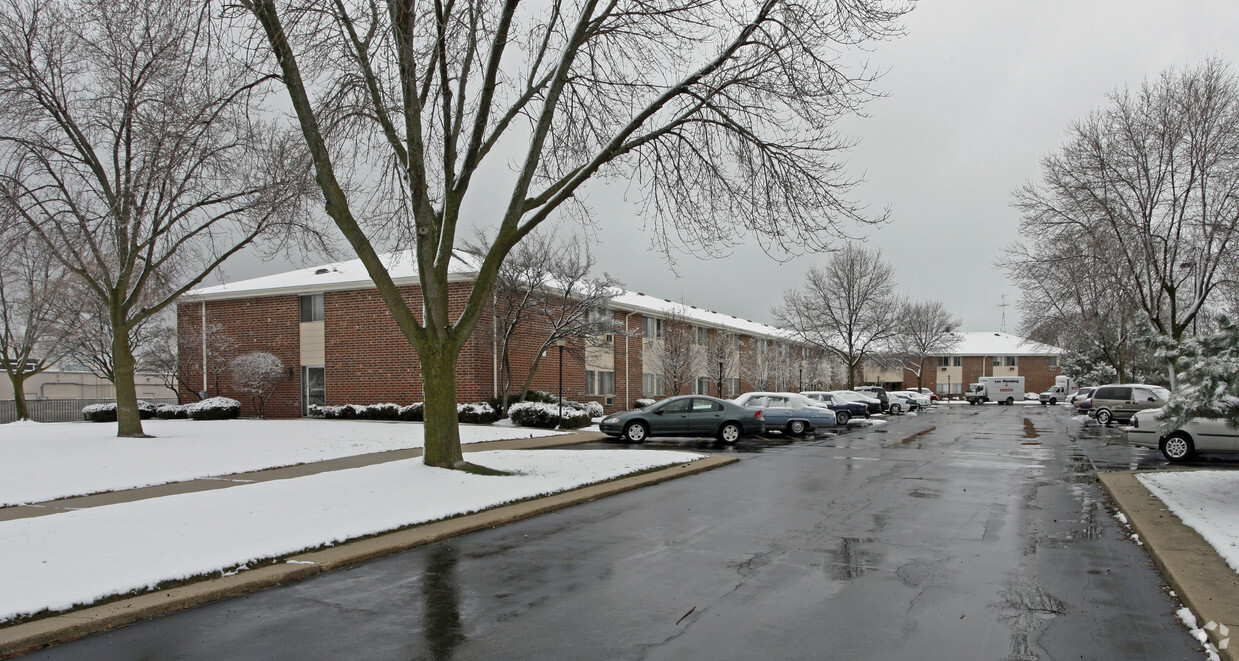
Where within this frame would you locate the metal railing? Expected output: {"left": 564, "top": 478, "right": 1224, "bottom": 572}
{"left": 0, "top": 398, "right": 180, "bottom": 424}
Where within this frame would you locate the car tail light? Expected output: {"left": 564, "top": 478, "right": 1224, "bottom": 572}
{"left": 1130, "top": 416, "right": 1138, "bottom": 428}
{"left": 754, "top": 409, "right": 763, "bottom": 419}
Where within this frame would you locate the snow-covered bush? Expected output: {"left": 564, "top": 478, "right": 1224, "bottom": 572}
{"left": 508, "top": 401, "right": 591, "bottom": 429}
{"left": 186, "top": 397, "right": 241, "bottom": 421}
{"left": 635, "top": 398, "right": 656, "bottom": 409}
{"left": 399, "top": 403, "right": 424, "bottom": 422}
{"left": 582, "top": 401, "right": 604, "bottom": 418}
{"left": 229, "top": 351, "right": 285, "bottom": 418}
{"left": 156, "top": 404, "right": 191, "bottom": 419}
{"left": 82, "top": 400, "right": 158, "bottom": 422}
{"left": 457, "top": 402, "right": 498, "bottom": 424}
{"left": 362, "top": 403, "right": 401, "bottom": 420}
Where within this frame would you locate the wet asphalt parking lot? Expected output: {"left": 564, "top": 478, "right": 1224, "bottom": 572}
{"left": 25, "top": 403, "right": 1236, "bottom": 660}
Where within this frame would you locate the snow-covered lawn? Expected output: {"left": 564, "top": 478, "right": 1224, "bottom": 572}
{"left": 1137, "top": 471, "right": 1239, "bottom": 576}
{"left": 0, "top": 419, "right": 565, "bottom": 506}
{"left": 0, "top": 448, "right": 703, "bottom": 624}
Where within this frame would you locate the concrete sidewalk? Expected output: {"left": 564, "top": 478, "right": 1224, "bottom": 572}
{"left": 0, "top": 431, "right": 738, "bottom": 658}
{"left": 1099, "top": 471, "right": 1239, "bottom": 661}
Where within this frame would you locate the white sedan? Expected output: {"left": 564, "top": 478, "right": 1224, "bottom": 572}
{"left": 889, "top": 390, "right": 932, "bottom": 411}
{"left": 1126, "top": 408, "right": 1239, "bottom": 462}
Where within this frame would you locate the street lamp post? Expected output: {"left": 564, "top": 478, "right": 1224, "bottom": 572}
{"left": 555, "top": 338, "right": 567, "bottom": 428}
{"left": 718, "top": 360, "right": 724, "bottom": 398}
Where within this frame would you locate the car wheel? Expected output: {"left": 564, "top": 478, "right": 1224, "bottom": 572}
{"left": 717, "top": 422, "right": 742, "bottom": 444}
{"left": 623, "top": 421, "right": 648, "bottom": 443}
{"left": 787, "top": 419, "right": 808, "bottom": 436}
{"left": 1005, "top": 397, "right": 1014, "bottom": 405}
{"left": 1095, "top": 409, "right": 1113, "bottom": 425}
{"left": 836, "top": 411, "right": 850, "bottom": 425}
{"left": 1048, "top": 398, "right": 1057, "bottom": 406}
{"left": 890, "top": 403, "right": 901, "bottom": 414}
{"left": 1160, "top": 432, "right": 1196, "bottom": 462}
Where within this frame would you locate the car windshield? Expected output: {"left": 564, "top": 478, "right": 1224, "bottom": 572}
{"left": 1150, "top": 387, "right": 1171, "bottom": 401}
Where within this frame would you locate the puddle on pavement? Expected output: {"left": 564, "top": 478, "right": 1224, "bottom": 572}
{"left": 824, "top": 537, "right": 881, "bottom": 581}
{"left": 886, "top": 426, "right": 936, "bottom": 449}
{"left": 422, "top": 544, "right": 466, "bottom": 660}
{"left": 991, "top": 580, "right": 1068, "bottom": 660}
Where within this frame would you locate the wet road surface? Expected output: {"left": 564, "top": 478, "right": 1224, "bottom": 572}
{"left": 27, "top": 404, "right": 1225, "bottom": 660}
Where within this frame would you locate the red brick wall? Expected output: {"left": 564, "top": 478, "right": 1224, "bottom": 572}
{"left": 176, "top": 296, "right": 301, "bottom": 418}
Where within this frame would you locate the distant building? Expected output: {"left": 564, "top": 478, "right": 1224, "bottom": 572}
{"left": 178, "top": 252, "right": 826, "bottom": 418}
{"left": 0, "top": 364, "right": 176, "bottom": 401}
{"left": 863, "top": 332, "right": 1065, "bottom": 397}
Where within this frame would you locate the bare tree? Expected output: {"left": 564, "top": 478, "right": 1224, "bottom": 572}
{"left": 201, "top": 322, "right": 241, "bottom": 399}
{"left": 0, "top": 0, "right": 316, "bottom": 437}
{"left": 233, "top": 0, "right": 910, "bottom": 468}
{"left": 0, "top": 219, "right": 80, "bottom": 419}
{"left": 775, "top": 243, "right": 901, "bottom": 388}
{"left": 646, "top": 306, "right": 701, "bottom": 397}
{"left": 141, "top": 323, "right": 182, "bottom": 404}
{"left": 476, "top": 232, "right": 623, "bottom": 414}
{"left": 1011, "top": 58, "right": 1239, "bottom": 386}
{"left": 886, "top": 300, "right": 961, "bottom": 392}
{"left": 229, "top": 351, "right": 285, "bottom": 418}
{"left": 706, "top": 331, "right": 741, "bottom": 398}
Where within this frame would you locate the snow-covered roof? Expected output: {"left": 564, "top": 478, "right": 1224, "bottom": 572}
{"left": 188, "top": 250, "right": 481, "bottom": 299}
{"left": 949, "top": 332, "right": 1063, "bottom": 356}
{"left": 607, "top": 291, "right": 790, "bottom": 341}
{"left": 188, "top": 251, "right": 791, "bottom": 341}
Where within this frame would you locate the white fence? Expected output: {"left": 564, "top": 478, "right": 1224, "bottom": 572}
{"left": 0, "top": 398, "right": 180, "bottom": 424}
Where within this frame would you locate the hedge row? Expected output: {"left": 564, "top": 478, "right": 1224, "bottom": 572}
{"left": 308, "top": 401, "right": 499, "bottom": 424}
{"left": 82, "top": 397, "right": 240, "bottom": 422}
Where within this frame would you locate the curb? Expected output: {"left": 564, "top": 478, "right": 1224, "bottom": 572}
{"left": 0, "top": 452, "right": 736, "bottom": 659}
{"left": 1098, "top": 471, "right": 1239, "bottom": 661}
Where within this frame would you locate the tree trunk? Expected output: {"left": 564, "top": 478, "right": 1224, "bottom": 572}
{"left": 10, "top": 373, "right": 30, "bottom": 421}
{"left": 111, "top": 313, "right": 146, "bottom": 437}
{"left": 421, "top": 343, "right": 465, "bottom": 469}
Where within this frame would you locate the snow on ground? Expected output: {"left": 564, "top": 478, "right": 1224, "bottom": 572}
{"left": 1138, "top": 471, "right": 1239, "bottom": 575}
{"left": 0, "top": 449, "right": 703, "bottom": 623}
{"left": 851, "top": 418, "right": 888, "bottom": 427}
{"left": 0, "top": 419, "right": 565, "bottom": 506}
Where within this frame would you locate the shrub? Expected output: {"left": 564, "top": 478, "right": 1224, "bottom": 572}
{"left": 398, "top": 403, "right": 424, "bottom": 422}
{"left": 363, "top": 403, "right": 401, "bottom": 421}
{"left": 156, "top": 404, "right": 191, "bottom": 419}
{"left": 82, "top": 403, "right": 117, "bottom": 423}
{"left": 457, "top": 402, "right": 498, "bottom": 424}
{"left": 508, "top": 401, "right": 591, "bottom": 429}
{"left": 635, "top": 398, "right": 656, "bottom": 409}
{"left": 82, "top": 400, "right": 158, "bottom": 422}
{"left": 187, "top": 397, "right": 241, "bottom": 421}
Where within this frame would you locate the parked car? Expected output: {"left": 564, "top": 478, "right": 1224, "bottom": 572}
{"left": 800, "top": 391, "right": 867, "bottom": 424}
{"left": 1126, "top": 408, "right": 1239, "bottom": 462}
{"left": 917, "top": 387, "right": 940, "bottom": 402}
{"left": 600, "top": 395, "right": 764, "bottom": 443}
{"left": 889, "top": 390, "right": 931, "bottom": 410}
{"left": 854, "top": 386, "right": 890, "bottom": 412}
{"left": 831, "top": 390, "right": 882, "bottom": 415}
{"left": 733, "top": 392, "right": 837, "bottom": 436}
{"left": 1069, "top": 387, "right": 1095, "bottom": 407}
{"left": 884, "top": 392, "right": 914, "bottom": 414}
{"left": 1087, "top": 384, "right": 1171, "bottom": 425}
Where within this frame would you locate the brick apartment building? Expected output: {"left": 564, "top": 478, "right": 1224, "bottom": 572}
{"left": 177, "top": 251, "right": 818, "bottom": 418}
{"left": 862, "top": 332, "right": 1066, "bottom": 397}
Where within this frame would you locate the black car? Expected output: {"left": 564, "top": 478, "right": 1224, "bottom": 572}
{"left": 600, "top": 395, "right": 765, "bottom": 443}
{"left": 799, "top": 391, "right": 867, "bottom": 423}
{"left": 854, "top": 386, "right": 890, "bottom": 412}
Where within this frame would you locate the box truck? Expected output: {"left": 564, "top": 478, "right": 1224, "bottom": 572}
{"left": 966, "top": 376, "right": 1025, "bottom": 405}
{"left": 1038, "top": 375, "right": 1078, "bottom": 405}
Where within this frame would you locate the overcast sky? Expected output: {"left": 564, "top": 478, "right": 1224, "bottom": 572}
{"left": 211, "top": 1, "right": 1239, "bottom": 333}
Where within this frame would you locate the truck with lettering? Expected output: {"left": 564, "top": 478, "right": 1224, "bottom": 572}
{"left": 966, "top": 376, "right": 1025, "bottom": 405}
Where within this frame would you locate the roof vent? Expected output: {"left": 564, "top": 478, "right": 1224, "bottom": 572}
{"left": 315, "top": 268, "right": 330, "bottom": 275}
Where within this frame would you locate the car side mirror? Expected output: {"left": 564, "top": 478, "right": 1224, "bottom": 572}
{"left": 1147, "top": 397, "right": 1155, "bottom": 402}
{"left": 653, "top": 409, "right": 664, "bottom": 415}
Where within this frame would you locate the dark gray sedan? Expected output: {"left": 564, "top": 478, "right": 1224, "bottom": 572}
{"left": 600, "top": 395, "right": 765, "bottom": 443}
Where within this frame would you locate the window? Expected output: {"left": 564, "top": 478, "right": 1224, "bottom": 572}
{"left": 726, "top": 378, "right": 739, "bottom": 397}
{"left": 599, "top": 371, "right": 614, "bottom": 396}
{"left": 1004, "top": 356, "right": 1018, "bottom": 367}
{"left": 992, "top": 356, "right": 1001, "bottom": 367}
{"left": 642, "top": 373, "right": 665, "bottom": 396}
{"left": 586, "top": 370, "right": 597, "bottom": 396}
{"left": 643, "top": 317, "right": 664, "bottom": 339}
{"left": 1048, "top": 355, "right": 1059, "bottom": 369}
{"left": 696, "top": 376, "right": 711, "bottom": 395}
{"left": 936, "top": 357, "right": 950, "bottom": 368}
{"left": 696, "top": 326, "right": 710, "bottom": 346}
{"left": 662, "top": 398, "right": 691, "bottom": 413}
{"left": 953, "top": 356, "right": 963, "bottom": 367}
{"left": 300, "top": 294, "right": 324, "bottom": 322}
{"left": 691, "top": 399, "right": 722, "bottom": 412}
